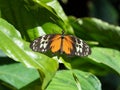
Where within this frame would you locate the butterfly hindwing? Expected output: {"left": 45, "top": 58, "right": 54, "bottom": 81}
{"left": 30, "top": 34, "right": 55, "bottom": 53}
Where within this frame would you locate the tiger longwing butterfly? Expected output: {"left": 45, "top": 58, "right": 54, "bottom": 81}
{"left": 30, "top": 30, "right": 91, "bottom": 56}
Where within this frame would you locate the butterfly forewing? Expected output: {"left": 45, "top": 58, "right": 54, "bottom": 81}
{"left": 30, "top": 34, "right": 55, "bottom": 53}
{"left": 68, "top": 35, "right": 91, "bottom": 56}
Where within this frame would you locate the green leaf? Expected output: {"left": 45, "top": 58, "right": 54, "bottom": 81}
{"left": 0, "top": 18, "right": 58, "bottom": 89}
{"left": 70, "top": 47, "right": 120, "bottom": 75}
{"left": 70, "top": 56, "right": 110, "bottom": 76}
{"left": 0, "top": 63, "right": 39, "bottom": 89}
{"left": 89, "top": 47, "right": 120, "bottom": 75}
{"left": 44, "top": 0, "right": 68, "bottom": 21}
{"left": 69, "top": 17, "right": 120, "bottom": 49}
{"left": 46, "top": 70, "right": 101, "bottom": 90}
{"left": 68, "top": 17, "right": 120, "bottom": 75}
{"left": 0, "top": 0, "right": 73, "bottom": 41}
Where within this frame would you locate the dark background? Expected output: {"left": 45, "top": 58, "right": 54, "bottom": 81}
{"left": 58, "top": 0, "right": 120, "bottom": 25}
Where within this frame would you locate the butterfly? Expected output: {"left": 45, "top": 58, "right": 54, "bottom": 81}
{"left": 30, "top": 30, "right": 91, "bottom": 56}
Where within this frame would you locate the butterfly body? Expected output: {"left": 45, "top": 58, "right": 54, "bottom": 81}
{"left": 30, "top": 31, "right": 91, "bottom": 56}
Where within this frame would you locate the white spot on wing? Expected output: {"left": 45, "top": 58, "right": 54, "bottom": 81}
{"left": 75, "top": 38, "right": 83, "bottom": 53}
{"left": 39, "top": 35, "right": 50, "bottom": 49}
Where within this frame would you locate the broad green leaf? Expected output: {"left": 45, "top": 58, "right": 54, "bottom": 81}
{"left": 46, "top": 70, "right": 101, "bottom": 90}
{"left": 0, "top": 0, "right": 73, "bottom": 41}
{"left": 68, "top": 17, "right": 120, "bottom": 75}
{"left": 69, "top": 17, "right": 120, "bottom": 49}
{"left": 0, "top": 63, "right": 39, "bottom": 89}
{"left": 0, "top": 18, "right": 58, "bottom": 89}
{"left": 89, "top": 47, "right": 120, "bottom": 75}
{"left": 45, "top": 0, "right": 68, "bottom": 21}
{"left": 24, "top": 0, "right": 73, "bottom": 34}
{"left": 70, "top": 56, "right": 110, "bottom": 76}
{"left": 70, "top": 47, "right": 120, "bottom": 75}
{"left": 34, "top": 0, "right": 68, "bottom": 21}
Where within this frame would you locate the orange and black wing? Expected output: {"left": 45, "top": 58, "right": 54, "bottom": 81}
{"left": 30, "top": 34, "right": 62, "bottom": 53}
{"left": 62, "top": 35, "right": 91, "bottom": 56}
{"left": 49, "top": 35, "right": 62, "bottom": 53}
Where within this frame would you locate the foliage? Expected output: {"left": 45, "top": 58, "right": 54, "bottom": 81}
{"left": 0, "top": 0, "right": 120, "bottom": 90}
